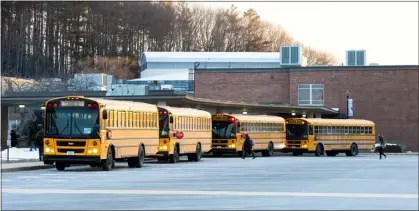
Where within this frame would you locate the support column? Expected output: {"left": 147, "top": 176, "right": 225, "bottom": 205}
{"left": 1, "top": 105, "right": 9, "bottom": 149}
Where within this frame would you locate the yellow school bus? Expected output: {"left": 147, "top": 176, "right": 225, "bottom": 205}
{"left": 283, "top": 118, "right": 376, "bottom": 156}
{"left": 42, "top": 96, "right": 160, "bottom": 171}
{"left": 155, "top": 106, "right": 212, "bottom": 163}
{"left": 211, "top": 114, "right": 286, "bottom": 157}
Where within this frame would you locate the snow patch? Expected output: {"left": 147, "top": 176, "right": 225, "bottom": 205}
{"left": 1, "top": 148, "right": 39, "bottom": 161}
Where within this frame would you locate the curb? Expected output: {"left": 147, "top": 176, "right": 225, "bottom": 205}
{"left": 2, "top": 165, "right": 55, "bottom": 173}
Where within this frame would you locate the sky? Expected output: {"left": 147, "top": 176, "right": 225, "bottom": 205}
{"left": 189, "top": 1, "right": 418, "bottom": 65}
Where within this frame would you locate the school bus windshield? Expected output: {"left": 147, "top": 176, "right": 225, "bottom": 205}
{"left": 45, "top": 107, "right": 99, "bottom": 139}
{"left": 286, "top": 124, "right": 308, "bottom": 140}
{"left": 212, "top": 121, "right": 236, "bottom": 139}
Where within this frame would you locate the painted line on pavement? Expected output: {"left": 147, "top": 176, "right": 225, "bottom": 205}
{"left": 2, "top": 188, "right": 418, "bottom": 199}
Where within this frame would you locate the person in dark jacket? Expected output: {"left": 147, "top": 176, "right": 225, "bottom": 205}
{"left": 36, "top": 124, "right": 44, "bottom": 161}
{"left": 242, "top": 133, "right": 256, "bottom": 159}
{"left": 10, "top": 130, "right": 18, "bottom": 147}
{"left": 378, "top": 134, "right": 387, "bottom": 159}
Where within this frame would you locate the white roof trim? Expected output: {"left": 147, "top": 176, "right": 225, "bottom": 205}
{"left": 142, "top": 52, "right": 280, "bottom": 63}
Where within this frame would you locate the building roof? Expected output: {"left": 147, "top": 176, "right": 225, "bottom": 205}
{"left": 195, "top": 65, "right": 419, "bottom": 73}
{"left": 141, "top": 52, "right": 281, "bottom": 63}
{"left": 129, "top": 71, "right": 190, "bottom": 81}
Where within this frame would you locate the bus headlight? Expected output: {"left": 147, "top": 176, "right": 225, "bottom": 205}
{"left": 279, "top": 143, "right": 285, "bottom": 149}
{"left": 163, "top": 145, "right": 167, "bottom": 150}
{"left": 45, "top": 147, "right": 51, "bottom": 152}
{"left": 231, "top": 144, "right": 236, "bottom": 148}
{"left": 302, "top": 144, "right": 307, "bottom": 148}
{"left": 92, "top": 148, "right": 98, "bottom": 153}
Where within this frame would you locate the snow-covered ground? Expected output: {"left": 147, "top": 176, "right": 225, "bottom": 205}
{"left": 1, "top": 148, "right": 39, "bottom": 161}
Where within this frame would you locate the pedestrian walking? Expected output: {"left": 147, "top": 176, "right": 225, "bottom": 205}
{"left": 10, "top": 130, "right": 18, "bottom": 148}
{"left": 36, "top": 124, "right": 44, "bottom": 161}
{"left": 241, "top": 132, "right": 256, "bottom": 159}
{"left": 378, "top": 134, "right": 387, "bottom": 160}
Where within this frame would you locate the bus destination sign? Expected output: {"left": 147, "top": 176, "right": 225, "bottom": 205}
{"left": 60, "top": 100, "right": 85, "bottom": 107}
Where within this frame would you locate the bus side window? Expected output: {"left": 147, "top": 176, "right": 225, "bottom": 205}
{"left": 356, "top": 126, "right": 360, "bottom": 134}
{"left": 128, "top": 111, "right": 131, "bottom": 128}
{"left": 108, "top": 110, "right": 112, "bottom": 127}
{"left": 360, "top": 127, "right": 365, "bottom": 134}
{"left": 309, "top": 126, "right": 314, "bottom": 135}
{"left": 137, "top": 112, "right": 140, "bottom": 128}
{"left": 327, "top": 126, "right": 331, "bottom": 134}
{"left": 314, "top": 126, "right": 318, "bottom": 134}
{"left": 368, "top": 127, "right": 372, "bottom": 134}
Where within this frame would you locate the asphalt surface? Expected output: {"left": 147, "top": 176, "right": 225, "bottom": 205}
{"left": 2, "top": 154, "right": 418, "bottom": 210}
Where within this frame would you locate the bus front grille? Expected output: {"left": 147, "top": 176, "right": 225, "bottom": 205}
{"left": 57, "top": 149, "right": 85, "bottom": 153}
{"left": 212, "top": 140, "right": 228, "bottom": 148}
{"left": 56, "top": 141, "right": 86, "bottom": 147}
{"left": 287, "top": 140, "right": 301, "bottom": 147}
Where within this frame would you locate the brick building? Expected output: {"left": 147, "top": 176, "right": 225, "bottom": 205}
{"left": 194, "top": 65, "right": 419, "bottom": 151}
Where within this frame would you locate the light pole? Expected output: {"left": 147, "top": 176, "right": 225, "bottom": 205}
{"left": 346, "top": 91, "right": 351, "bottom": 119}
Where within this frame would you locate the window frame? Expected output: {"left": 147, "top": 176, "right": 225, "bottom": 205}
{"left": 297, "top": 84, "right": 324, "bottom": 106}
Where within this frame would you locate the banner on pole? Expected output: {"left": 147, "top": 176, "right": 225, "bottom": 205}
{"left": 348, "top": 99, "right": 354, "bottom": 117}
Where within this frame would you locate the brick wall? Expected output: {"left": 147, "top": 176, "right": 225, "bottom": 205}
{"left": 195, "top": 66, "right": 419, "bottom": 151}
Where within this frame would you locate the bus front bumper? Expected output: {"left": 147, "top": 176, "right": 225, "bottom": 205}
{"left": 43, "top": 156, "right": 101, "bottom": 164}
{"left": 281, "top": 148, "right": 310, "bottom": 153}
{"left": 209, "top": 148, "right": 238, "bottom": 154}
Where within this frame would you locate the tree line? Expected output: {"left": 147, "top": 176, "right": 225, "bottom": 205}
{"left": 1, "top": 1, "right": 337, "bottom": 80}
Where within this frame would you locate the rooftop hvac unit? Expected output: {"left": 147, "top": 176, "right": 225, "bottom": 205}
{"left": 346, "top": 50, "right": 366, "bottom": 66}
{"left": 280, "top": 46, "right": 302, "bottom": 66}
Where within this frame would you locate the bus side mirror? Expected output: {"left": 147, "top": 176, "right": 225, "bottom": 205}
{"left": 102, "top": 110, "right": 108, "bottom": 120}
{"left": 169, "top": 116, "right": 174, "bottom": 123}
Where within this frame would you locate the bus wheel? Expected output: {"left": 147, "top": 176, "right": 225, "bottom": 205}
{"left": 268, "top": 142, "right": 275, "bottom": 156}
{"left": 56, "top": 162, "right": 66, "bottom": 171}
{"left": 135, "top": 145, "right": 145, "bottom": 168}
{"left": 326, "top": 152, "right": 337, "bottom": 156}
{"left": 102, "top": 147, "right": 113, "bottom": 171}
{"left": 315, "top": 144, "right": 323, "bottom": 156}
{"left": 346, "top": 143, "right": 358, "bottom": 156}
{"left": 169, "top": 144, "right": 179, "bottom": 163}
{"left": 188, "top": 143, "right": 202, "bottom": 162}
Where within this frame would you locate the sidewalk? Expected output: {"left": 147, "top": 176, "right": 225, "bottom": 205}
{"left": 1, "top": 161, "right": 55, "bottom": 173}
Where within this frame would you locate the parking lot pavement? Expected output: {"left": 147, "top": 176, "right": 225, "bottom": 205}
{"left": 2, "top": 155, "right": 418, "bottom": 210}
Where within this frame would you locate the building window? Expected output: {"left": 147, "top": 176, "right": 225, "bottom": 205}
{"left": 298, "top": 84, "right": 324, "bottom": 106}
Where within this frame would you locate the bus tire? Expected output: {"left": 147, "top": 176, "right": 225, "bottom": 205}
{"left": 169, "top": 144, "right": 179, "bottom": 163}
{"left": 188, "top": 143, "right": 202, "bottom": 162}
{"left": 346, "top": 143, "right": 358, "bottom": 157}
{"left": 56, "top": 162, "right": 66, "bottom": 171}
{"left": 102, "top": 147, "right": 114, "bottom": 171}
{"left": 315, "top": 144, "right": 324, "bottom": 156}
{"left": 135, "top": 145, "right": 145, "bottom": 168}
{"left": 267, "top": 142, "right": 275, "bottom": 157}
